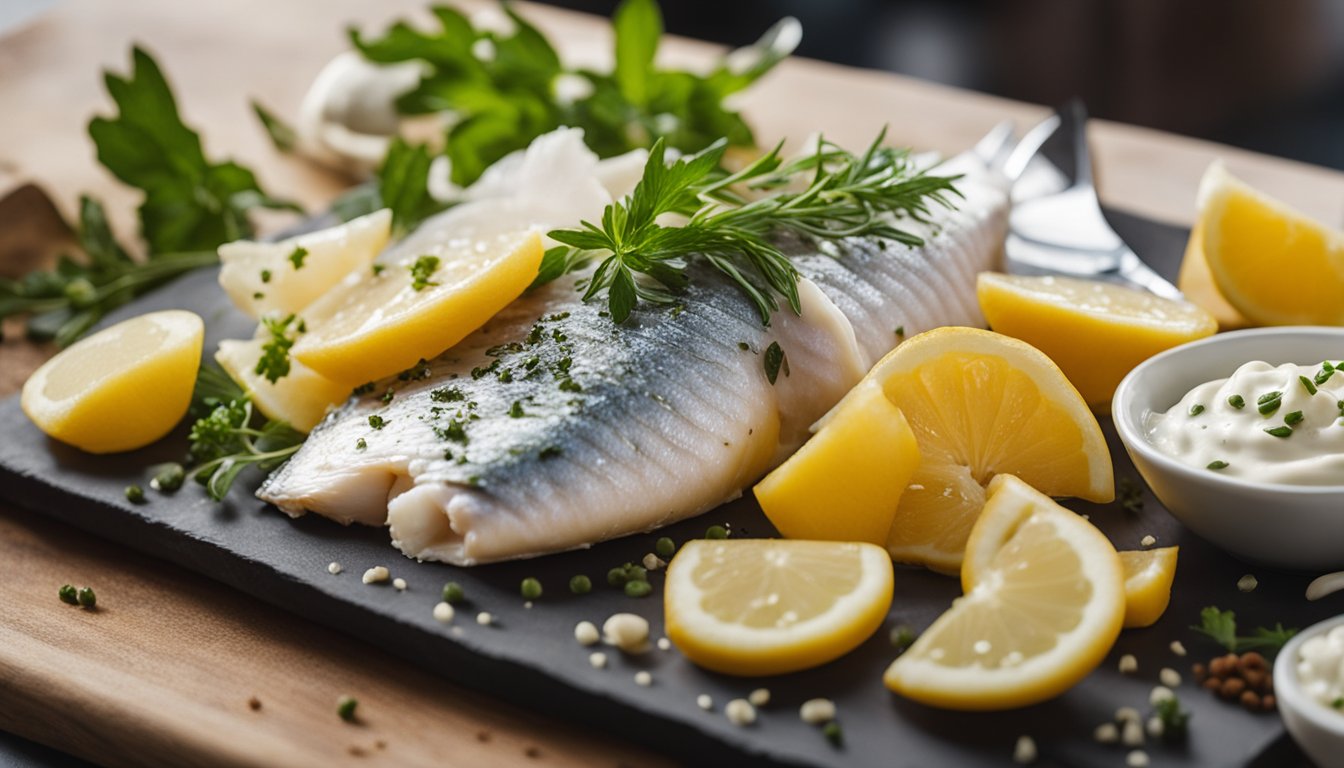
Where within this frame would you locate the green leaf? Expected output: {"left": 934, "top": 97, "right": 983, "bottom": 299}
{"left": 705, "top": 17, "right": 801, "bottom": 97}
{"left": 613, "top": 0, "right": 662, "bottom": 107}
{"left": 76, "top": 195, "right": 133, "bottom": 271}
{"left": 608, "top": 265, "right": 638, "bottom": 323}
{"left": 377, "top": 138, "right": 447, "bottom": 236}
{"left": 1238, "top": 623, "right": 1298, "bottom": 654}
{"left": 1192, "top": 606, "right": 1239, "bottom": 653}
{"left": 251, "top": 100, "right": 297, "bottom": 152}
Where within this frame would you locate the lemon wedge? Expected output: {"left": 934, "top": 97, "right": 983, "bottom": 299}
{"left": 753, "top": 381, "right": 920, "bottom": 545}
{"left": 885, "top": 474, "right": 1125, "bottom": 710}
{"left": 215, "top": 331, "right": 348, "bottom": 432}
{"left": 292, "top": 230, "right": 543, "bottom": 386}
{"left": 664, "top": 539, "right": 893, "bottom": 676}
{"left": 21, "top": 310, "right": 203, "bottom": 453}
{"left": 218, "top": 209, "right": 391, "bottom": 320}
{"left": 1118, "top": 546, "right": 1179, "bottom": 629}
{"left": 1177, "top": 221, "right": 1250, "bottom": 330}
{"left": 1199, "top": 161, "right": 1344, "bottom": 326}
{"left": 977, "top": 273, "right": 1217, "bottom": 408}
{"left": 839, "top": 326, "right": 1112, "bottom": 574}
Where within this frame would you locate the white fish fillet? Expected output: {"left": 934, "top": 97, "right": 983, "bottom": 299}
{"left": 258, "top": 135, "right": 1009, "bottom": 565}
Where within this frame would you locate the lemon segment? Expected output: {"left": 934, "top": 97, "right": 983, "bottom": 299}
{"left": 1199, "top": 162, "right": 1344, "bottom": 326}
{"left": 753, "top": 381, "right": 920, "bottom": 545}
{"left": 885, "top": 474, "right": 1125, "bottom": 710}
{"left": 21, "top": 310, "right": 204, "bottom": 453}
{"left": 1177, "top": 221, "right": 1250, "bottom": 330}
{"left": 664, "top": 539, "right": 894, "bottom": 676}
{"left": 840, "top": 327, "right": 1112, "bottom": 574}
{"left": 292, "top": 230, "right": 544, "bottom": 386}
{"left": 218, "top": 209, "right": 391, "bottom": 320}
{"left": 1118, "top": 546, "right": 1179, "bottom": 629}
{"left": 215, "top": 333, "right": 348, "bottom": 432}
{"left": 976, "top": 272, "right": 1217, "bottom": 408}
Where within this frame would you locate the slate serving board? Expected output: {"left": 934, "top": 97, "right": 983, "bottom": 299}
{"left": 0, "top": 209, "right": 1335, "bottom": 768}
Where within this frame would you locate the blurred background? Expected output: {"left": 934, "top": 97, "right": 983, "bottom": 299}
{"left": 542, "top": 0, "right": 1344, "bottom": 170}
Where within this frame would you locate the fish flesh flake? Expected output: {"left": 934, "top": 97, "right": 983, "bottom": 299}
{"left": 258, "top": 143, "right": 1009, "bottom": 565}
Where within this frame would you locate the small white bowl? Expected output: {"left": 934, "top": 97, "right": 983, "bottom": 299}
{"left": 1275, "top": 614, "right": 1344, "bottom": 768}
{"left": 1112, "top": 326, "right": 1344, "bottom": 570}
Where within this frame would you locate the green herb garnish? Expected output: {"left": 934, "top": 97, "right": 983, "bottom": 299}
{"left": 1117, "top": 477, "right": 1144, "bottom": 514}
{"left": 1207, "top": 460, "right": 1229, "bottom": 470}
{"left": 260, "top": 269, "right": 272, "bottom": 283}
{"left": 1257, "top": 390, "right": 1283, "bottom": 416}
{"left": 355, "top": 438, "right": 367, "bottom": 451}
{"left": 624, "top": 580, "right": 653, "bottom": 598}
{"left": 255, "top": 313, "right": 303, "bottom": 384}
{"left": 151, "top": 462, "right": 185, "bottom": 492}
{"left": 337, "top": 695, "right": 358, "bottom": 722}
{"left": 1315, "top": 361, "right": 1335, "bottom": 386}
{"left": 1189, "top": 403, "right": 1205, "bottom": 416}
{"left": 822, "top": 721, "right": 843, "bottom": 747}
{"left": 538, "top": 131, "right": 959, "bottom": 323}
{"left": 124, "top": 484, "right": 146, "bottom": 504}
{"left": 1300, "top": 375, "right": 1318, "bottom": 396}
{"left": 76, "top": 586, "right": 97, "bottom": 609}
{"left": 1285, "top": 410, "right": 1305, "bottom": 426}
{"left": 705, "top": 525, "right": 729, "bottom": 540}
{"left": 409, "top": 255, "right": 440, "bottom": 292}
{"left": 764, "top": 342, "right": 789, "bottom": 385}
{"left": 251, "top": 100, "right": 297, "bottom": 152}
{"left": 442, "top": 582, "right": 465, "bottom": 604}
{"left": 655, "top": 536, "right": 676, "bottom": 559}
{"left": 1191, "top": 606, "right": 1298, "bottom": 654}
{"left": 1227, "top": 394, "right": 1245, "bottom": 409}
{"left": 368, "top": 415, "right": 387, "bottom": 430}
{"left": 520, "top": 577, "right": 543, "bottom": 601}
{"left": 1332, "top": 697, "right": 1344, "bottom": 710}
{"left": 185, "top": 386, "right": 303, "bottom": 502}
{"left": 1154, "top": 696, "right": 1190, "bottom": 742}
{"left": 58, "top": 584, "right": 80, "bottom": 606}
{"left": 1264, "top": 425, "right": 1293, "bottom": 438}
{"left": 508, "top": 401, "right": 525, "bottom": 418}
{"left": 569, "top": 575, "right": 592, "bottom": 595}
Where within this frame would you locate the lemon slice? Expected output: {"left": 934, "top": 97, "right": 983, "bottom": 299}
{"left": 292, "top": 230, "right": 543, "bottom": 385}
{"left": 21, "top": 310, "right": 203, "bottom": 453}
{"left": 977, "top": 273, "right": 1217, "bottom": 408}
{"left": 838, "top": 326, "right": 1112, "bottom": 573}
{"left": 1199, "top": 161, "right": 1344, "bottom": 326}
{"left": 664, "top": 539, "right": 893, "bottom": 676}
{"left": 1177, "top": 222, "right": 1250, "bottom": 330}
{"left": 215, "top": 331, "right": 348, "bottom": 432}
{"left": 753, "top": 381, "right": 920, "bottom": 545}
{"left": 885, "top": 474, "right": 1125, "bottom": 710}
{"left": 218, "top": 209, "right": 391, "bottom": 319}
{"left": 1118, "top": 546, "right": 1179, "bottom": 629}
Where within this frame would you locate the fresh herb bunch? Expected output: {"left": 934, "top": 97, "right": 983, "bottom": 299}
{"left": 537, "top": 130, "right": 961, "bottom": 323}
{"left": 349, "top": 0, "right": 797, "bottom": 187}
{"left": 186, "top": 365, "right": 304, "bottom": 501}
{"left": 1192, "top": 606, "right": 1298, "bottom": 655}
{"left": 0, "top": 48, "right": 296, "bottom": 347}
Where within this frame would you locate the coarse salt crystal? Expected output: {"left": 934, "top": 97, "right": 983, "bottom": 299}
{"left": 657, "top": 637, "right": 672, "bottom": 651}
{"left": 1118, "top": 654, "right": 1138, "bottom": 674}
{"left": 1121, "top": 719, "right": 1144, "bottom": 747}
{"left": 589, "top": 652, "right": 608, "bottom": 669}
{"left": 603, "top": 613, "right": 650, "bottom": 653}
{"left": 634, "top": 671, "right": 653, "bottom": 687}
{"left": 696, "top": 694, "right": 713, "bottom": 711}
{"left": 574, "top": 621, "right": 600, "bottom": 646}
{"left": 362, "top": 566, "right": 389, "bottom": 584}
{"left": 476, "top": 611, "right": 494, "bottom": 626}
{"left": 1159, "top": 667, "right": 1182, "bottom": 687}
{"left": 1170, "top": 640, "right": 1187, "bottom": 657}
{"left": 1126, "top": 750, "right": 1150, "bottom": 768}
{"left": 327, "top": 562, "right": 343, "bottom": 575}
{"left": 799, "top": 698, "right": 836, "bottom": 724}
{"left": 1093, "top": 723, "right": 1118, "bottom": 744}
{"left": 1013, "top": 735, "right": 1037, "bottom": 765}
{"left": 392, "top": 577, "right": 407, "bottom": 591}
{"left": 725, "top": 698, "right": 756, "bottom": 726}
{"left": 1149, "top": 685, "right": 1174, "bottom": 706}
{"left": 432, "top": 602, "right": 454, "bottom": 623}
{"left": 1237, "top": 574, "right": 1259, "bottom": 592}
{"left": 1140, "top": 535, "right": 1156, "bottom": 547}
{"left": 748, "top": 688, "right": 771, "bottom": 707}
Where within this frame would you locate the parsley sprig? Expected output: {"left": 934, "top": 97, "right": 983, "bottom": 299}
{"left": 537, "top": 130, "right": 960, "bottom": 323}
{"left": 1191, "top": 606, "right": 1298, "bottom": 655}
{"left": 186, "top": 366, "right": 303, "bottom": 501}
{"left": 255, "top": 314, "right": 305, "bottom": 384}
{"left": 1, "top": 48, "right": 296, "bottom": 347}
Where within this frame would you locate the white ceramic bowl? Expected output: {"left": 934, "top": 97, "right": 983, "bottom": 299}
{"left": 1112, "top": 326, "right": 1344, "bottom": 570}
{"left": 1275, "top": 614, "right": 1344, "bottom": 768}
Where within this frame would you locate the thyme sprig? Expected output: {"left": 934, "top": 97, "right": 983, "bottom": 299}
{"left": 536, "top": 129, "right": 961, "bottom": 323}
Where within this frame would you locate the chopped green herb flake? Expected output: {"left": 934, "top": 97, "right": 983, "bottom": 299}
{"left": 624, "top": 580, "right": 653, "bottom": 598}
{"left": 1285, "top": 410, "right": 1305, "bottom": 426}
{"left": 1301, "top": 376, "right": 1318, "bottom": 396}
{"left": 356, "top": 438, "right": 367, "bottom": 451}
{"left": 1257, "top": 390, "right": 1283, "bottom": 416}
{"left": 252, "top": 291, "right": 265, "bottom": 300}
{"left": 1227, "top": 394, "right": 1245, "bottom": 409}
{"left": 255, "top": 313, "right": 302, "bottom": 384}
{"left": 442, "top": 582, "right": 465, "bottom": 604}
{"left": 1207, "top": 460, "right": 1229, "bottom": 470}
{"left": 352, "top": 382, "right": 376, "bottom": 396}
{"left": 890, "top": 625, "right": 917, "bottom": 650}
{"left": 409, "top": 255, "right": 440, "bottom": 291}
{"left": 76, "top": 586, "right": 97, "bottom": 609}
{"left": 737, "top": 341, "right": 750, "bottom": 351}
{"left": 558, "top": 378, "right": 583, "bottom": 393}
{"left": 1117, "top": 477, "right": 1144, "bottom": 514}
{"left": 260, "top": 269, "right": 272, "bottom": 283}
{"left": 1189, "top": 403, "right": 1205, "bottom": 417}
{"left": 1154, "top": 696, "right": 1190, "bottom": 742}
{"left": 368, "top": 415, "right": 387, "bottom": 430}
{"left": 822, "top": 721, "right": 843, "bottom": 747}
{"left": 372, "top": 264, "right": 385, "bottom": 276}
{"left": 59, "top": 584, "right": 79, "bottom": 605}
{"left": 125, "top": 484, "right": 146, "bottom": 504}
{"left": 539, "top": 446, "right": 562, "bottom": 460}
{"left": 380, "top": 389, "right": 395, "bottom": 404}
{"left": 1333, "top": 697, "right": 1344, "bottom": 710}
{"left": 894, "top": 326, "right": 905, "bottom": 337}
{"left": 1265, "top": 425, "right": 1293, "bottom": 438}
{"left": 152, "top": 462, "right": 185, "bottom": 492}
{"left": 337, "top": 695, "right": 358, "bottom": 722}
{"left": 520, "top": 577, "right": 543, "bottom": 601}
{"left": 398, "top": 358, "right": 431, "bottom": 381}
{"left": 288, "top": 246, "right": 308, "bottom": 270}
{"left": 764, "top": 342, "right": 788, "bottom": 385}
{"left": 430, "top": 386, "right": 465, "bottom": 403}
{"left": 705, "top": 525, "right": 729, "bottom": 540}
{"left": 497, "top": 368, "right": 514, "bottom": 383}
{"left": 509, "top": 401, "right": 525, "bottom": 418}
{"left": 655, "top": 536, "right": 676, "bottom": 559}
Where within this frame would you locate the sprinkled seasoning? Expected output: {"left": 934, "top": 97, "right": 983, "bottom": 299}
{"left": 1140, "top": 535, "right": 1157, "bottom": 547}
{"left": 589, "top": 652, "right": 608, "bottom": 669}
{"left": 574, "top": 621, "right": 600, "bottom": 646}
{"left": 725, "top": 698, "right": 756, "bottom": 726}
{"left": 125, "top": 484, "right": 146, "bottom": 504}
{"left": 1159, "top": 667, "right": 1182, "bottom": 687}
{"left": 1188, "top": 403, "right": 1205, "bottom": 417}
{"left": 799, "top": 698, "right": 836, "bottom": 724}
{"left": 433, "top": 602, "right": 455, "bottom": 623}
{"left": 634, "top": 671, "right": 653, "bottom": 687}
{"left": 697, "top": 694, "right": 713, "bottom": 711}
{"left": 476, "top": 612, "right": 494, "bottom": 626}
{"left": 393, "top": 577, "right": 407, "bottom": 591}
{"left": 1119, "top": 654, "right": 1138, "bottom": 674}
{"left": 1237, "top": 574, "right": 1259, "bottom": 592}
{"left": 1170, "top": 640, "right": 1187, "bottom": 656}
{"left": 327, "top": 562, "right": 343, "bottom": 575}
{"left": 362, "top": 566, "right": 390, "bottom": 584}
{"left": 748, "top": 688, "right": 771, "bottom": 707}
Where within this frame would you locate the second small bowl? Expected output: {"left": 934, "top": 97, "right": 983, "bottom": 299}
{"left": 1112, "top": 326, "right": 1344, "bottom": 570}
{"left": 1274, "top": 614, "right": 1344, "bottom": 768}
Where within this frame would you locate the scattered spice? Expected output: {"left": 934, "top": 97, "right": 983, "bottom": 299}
{"left": 1117, "top": 477, "right": 1144, "bottom": 514}
{"left": 799, "top": 698, "right": 836, "bottom": 724}
{"left": 476, "top": 611, "right": 494, "bottom": 626}
{"left": 288, "top": 246, "right": 308, "bottom": 270}
{"left": 634, "top": 671, "right": 653, "bottom": 687}
{"left": 392, "top": 577, "right": 407, "bottom": 591}
{"left": 725, "top": 698, "right": 756, "bottom": 726}
{"left": 697, "top": 694, "right": 713, "bottom": 711}
{"left": 1119, "top": 654, "right": 1138, "bottom": 674}
{"left": 1193, "top": 651, "right": 1276, "bottom": 712}
{"left": 574, "top": 621, "right": 600, "bottom": 646}
{"left": 362, "top": 566, "right": 390, "bottom": 585}
{"left": 337, "top": 695, "right": 358, "bottom": 722}
{"left": 1170, "top": 640, "right": 1187, "bottom": 657}
{"left": 748, "top": 688, "right": 771, "bottom": 707}
{"left": 603, "top": 613, "right": 650, "bottom": 652}
{"left": 589, "top": 651, "right": 608, "bottom": 669}
{"left": 409, "top": 254, "right": 440, "bottom": 291}
{"left": 248, "top": 696, "right": 262, "bottom": 711}
{"left": 433, "top": 602, "right": 455, "bottom": 624}
{"left": 1140, "top": 534, "right": 1156, "bottom": 547}
{"left": 328, "top": 562, "right": 343, "bottom": 575}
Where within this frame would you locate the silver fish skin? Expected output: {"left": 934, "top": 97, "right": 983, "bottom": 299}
{"left": 258, "top": 155, "right": 1008, "bottom": 565}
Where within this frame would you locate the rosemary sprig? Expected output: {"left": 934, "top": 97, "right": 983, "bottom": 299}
{"left": 536, "top": 129, "right": 961, "bottom": 323}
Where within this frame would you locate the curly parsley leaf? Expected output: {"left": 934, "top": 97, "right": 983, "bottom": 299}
{"left": 255, "top": 313, "right": 304, "bottom": 384}
{"left": 1191, "top": 606, "right": 1299, "bottom": 655}
{"left": 187, "top": 388, "right": 303, "bottom": 502}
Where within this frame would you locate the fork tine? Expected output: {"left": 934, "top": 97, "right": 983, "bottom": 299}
{"left": 972, "top": 120, "right": 1015, "bottom": 167}
{"left": 1001, "top": 113, "right": 1061, "bottom": 183}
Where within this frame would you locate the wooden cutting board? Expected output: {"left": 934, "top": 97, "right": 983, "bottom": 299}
{"left": 2, "top": 2, "right": 1344, "bottom": 767}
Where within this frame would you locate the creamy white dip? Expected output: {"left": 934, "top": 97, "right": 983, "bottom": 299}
{"left": 1145, "top": 360, "right": 1344, "bottom": 486}
{"left": 1297, "top": 624, "right": 1344, "bottom": 712}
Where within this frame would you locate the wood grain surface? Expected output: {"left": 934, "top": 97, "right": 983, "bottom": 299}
{"left": 2, "top": 1, "right": 1344, "bottom": 766}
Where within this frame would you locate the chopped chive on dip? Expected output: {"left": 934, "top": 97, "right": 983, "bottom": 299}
{"left": 124, "top": 484, "right": 146, "bottom": 504}
{"left": 569, "top": 575, "right": 592, "bottom": 595}
{"left": 442, "top": 582, "right": 465, "bottom": 604}
{"left": 58, "top": 584, "right": 79, "bottom": 606}
{"left": 1207, "top": 460, "right": 1229, "bottom": 470}
{"left": 655, "top": 537, "right": 676, "bottom": 559}
{"left": 1189, "top": 404, "right": 1205, "bottom": 417}
{"left": 520, "top": 577, "right": 542, "bottom": 601}
{"left": 1285, "top": 410, "right": 1305, "bottom": 426}
{"left": 705, "top": 525, "right": 729, "bottom": 540}
{"left": 624, "top": 580, "right": 653, "bottom": 598}
{"left": 337, "top": 695, "right": 358, "bottom": 722}
{"left": 1300, "top": 376, "right": 1318, "bottom": 396}
{"left": 1257, "top": 391, "right": 1283, "bottom": 416}
{"left": 1227, "top": 394, "right": 1245, "bottom": 409}
{"left": 76, "top": 586, "right": 96, "bottom": 609}
{"left": 1265, "top": 425, "right": 1293, "bottom": 439}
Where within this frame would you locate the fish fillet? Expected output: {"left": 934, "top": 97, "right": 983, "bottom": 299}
{"left": 258, "top": 137, "right": 1009, "bottom": 565}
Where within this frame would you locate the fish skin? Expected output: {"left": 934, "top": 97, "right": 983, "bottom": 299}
{"left": 258, "top": 156, "right": 1009, "bottom": 565}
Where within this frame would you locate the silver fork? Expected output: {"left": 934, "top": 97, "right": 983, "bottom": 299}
{"left": 975, "top": 102, "right": 1183, "bottom": 299}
